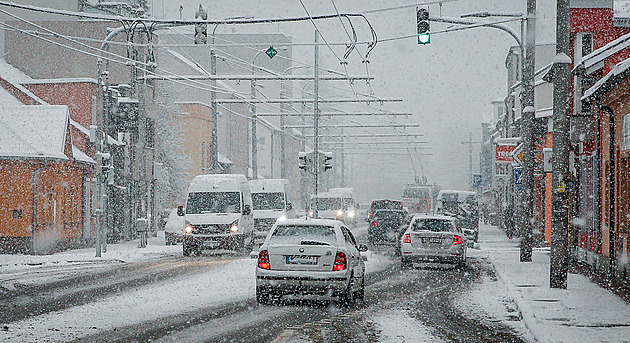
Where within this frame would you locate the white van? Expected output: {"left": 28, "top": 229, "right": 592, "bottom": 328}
{"left": 180, "top": 174, "right": 254, "bottom": 256}
{"left": 310, "top": 191, "right": 358, "bottom": 227}
{"left": 249, "top": 179, "right": 296, "bottom": 247}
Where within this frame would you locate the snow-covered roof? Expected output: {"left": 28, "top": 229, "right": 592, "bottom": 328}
{"left": 0, "top": 84, "right": 25, "bottom": 106}
{"left": 576, "top": 31, "right": 630, "bottom": 74}
{"left": 72, "top": 145, "right": 95, "bottom": 164}
{"left": 218, "top": 153, "right": 233, "bottom": 164}
{"left": 583, "top": 57, "right": 630, "bottom": 100}
{"left": 21, "top": 78, "right": 97, "bottom": 85}
{"left": 535, "top": 107, "right": 553, "bottom": 118}
{"left": 0, "top": 105, "right": 70, "bottom": 160}
{"left": 0, "top": 58, "right": 33, "bottom": 83}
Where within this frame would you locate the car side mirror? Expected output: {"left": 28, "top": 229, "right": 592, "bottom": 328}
{"left": 243, "top": 204, "right": 251, "bottom": 215}
{"left": 177, "top": 206, "right": 185, "bottom": 217}
{"left": 357, "top": 244, "right": 368, "bottom": 252}
{"left": 286, "top": 202, "right": 293, "bottom": 210}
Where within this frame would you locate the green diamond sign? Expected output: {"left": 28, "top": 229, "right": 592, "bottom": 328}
{"left": 265, "top": 46, "right": 277, "bottom": 59}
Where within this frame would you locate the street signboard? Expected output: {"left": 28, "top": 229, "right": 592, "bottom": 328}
{"left": 514, "top": 167, "right": 523, "bottom": 191}
{"left": 495, "top": 144, "right": 517, "bottom": 163}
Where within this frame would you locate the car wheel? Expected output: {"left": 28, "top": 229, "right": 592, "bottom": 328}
{"left": 354, "top": 276, "right": 365, "bottom": 301}
{"left": 182, "top": 241, "right": 193, "bottom": 256}
{"left": 401, "top": 257, "right": 413, "bottom": 269}
{"left": 339, "top": 275, "right": 356, "bottom": 306}
{"left": 256, "top": 287, "right": 270, "bottom": 305}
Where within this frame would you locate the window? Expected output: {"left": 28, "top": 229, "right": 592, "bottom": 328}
{"left": 252, "top": 192, "right": 285, "bottom": 210}
{"left": 185, "top": 192, "right": 241, "bottom": 214}
{"left": 623, "top": 114, "right": 630, "bottom": 151}
{"left": 412, "top": 219, "right": 455, "bottom": 232}
{"left": 581, "top": 33, "right": 593, "bottom": 57}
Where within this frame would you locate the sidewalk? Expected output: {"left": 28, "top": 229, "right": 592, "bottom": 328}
{"left": 476, "top": 224, "right": 630, "bottom": 343}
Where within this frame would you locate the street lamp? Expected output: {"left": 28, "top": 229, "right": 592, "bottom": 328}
{"left": 280, "top": 65, "right": 311, "bottom": 179}
{"left": 456, "top": 10, "right": 537, "bottom": 262}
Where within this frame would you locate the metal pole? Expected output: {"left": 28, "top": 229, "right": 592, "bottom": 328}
{"left": 550, "top": 0, "right": 571, "bottom": 289}
{"left": 251, "top": 74, "right": 258, "bottom": 179}
{"left": 210, "top": 48, "right": 218, "bottom": 173}
{"left": 95, "top": 59, "right": 104, "bottom": 258}
{"left": 313, "top": 30, "right": 320, "bottom": 217}
{"left": 520, "top": 0, "right": 537, "bottom": 262}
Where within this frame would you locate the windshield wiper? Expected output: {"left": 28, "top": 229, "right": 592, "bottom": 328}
{"left": 300, "top": 240, "right": 330, "bottom": 246}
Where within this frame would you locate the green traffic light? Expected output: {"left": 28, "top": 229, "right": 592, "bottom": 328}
{"left": 418, "top": 33, "right": 430, "bottom": 44}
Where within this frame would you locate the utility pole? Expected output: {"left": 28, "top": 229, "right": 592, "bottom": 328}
{"left": 313, "top": 30, "right": 320, "bottom": 217}
{"left": 210, "top": 48, "right": 218, "bottom": 173}
{"left": 519, "top": 0, "right": 537, "bottom": 263}
{"left": 550, "top": 0, "right": 571, "bottom": 289}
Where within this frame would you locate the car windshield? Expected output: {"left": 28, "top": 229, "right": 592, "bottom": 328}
{"left": 373, "top": 210, "right": 405, "bottom": 221}
{"left": 412, "top": 219, "right": 454, "bottom": 232}
{"left": 252, "top": 192, "right": 285, "bottom": 210}
{"left": 269, "top": 225, "right": 336, "bottom": 245}
{"left": 372, "top": 200, "right": 403, "bottom": 211}
{"left": 185, "top": 192, "right": 241, "bottom": 214}
{"left": 313, "top": 197, "right": 342, "bottom": 210}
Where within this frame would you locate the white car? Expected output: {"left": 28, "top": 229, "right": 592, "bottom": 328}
{"left": 164, "top": 207, "right": 185, "bottom": 245}
{"left": 399, "top": 215, "right": 467, "bottom": 268}
{"left": 255, "top": 219, "right": 368, "bottom": 305}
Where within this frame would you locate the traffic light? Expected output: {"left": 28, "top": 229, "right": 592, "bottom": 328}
{"left": 321, "top": 152, "right": 333, "bottom": 172}
{"left": 194, "top": 4, "right": 208, "bottom": 44}
{"left": 417, "top": 7, "right": 430, "bottom": 45}
{"left": 299, "top": 151, "right": 313, "bottom": 172}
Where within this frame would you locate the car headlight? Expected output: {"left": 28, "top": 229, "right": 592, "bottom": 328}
{"left": 184, "top": 224, "right": 193, "bottom": 234}
{"left": 337, "top": 209, "right": 344, "bottom": 217}
{"left": 307, "top": 210, "right": 314, "bottom": 217}
{"left": 230, "top": 221, "right": 239, "bottom": 233}
{"left": 277, "top": 215, "right": 287, "bottom": 222}
{"left": 348, "top": 210, "right": 356, "bottom": 218}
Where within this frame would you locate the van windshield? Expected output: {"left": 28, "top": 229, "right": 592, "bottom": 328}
{"left": 186, "top": 192, "right": 241, "bottom": 214}
{"left": 252, "top": 192, "right": 285, "bottom": 210}
{"left": 313, "top": 198, "right": 342, "bottom": 210}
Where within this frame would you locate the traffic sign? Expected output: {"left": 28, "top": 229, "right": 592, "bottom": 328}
{"left": 514, "top": 167, "right": 523, "bottom": 191}
{"left": 266, "top": 46, "right": 277, "bottom": 59}
{"left": 511, "top": 143, "right": 524, "bottom": 166}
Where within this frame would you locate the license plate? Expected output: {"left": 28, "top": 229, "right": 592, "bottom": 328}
{"left": 203, "top": 239, "right": 219, "bottom": 247}
{"left": 286, "top": 255, "right": 318, "bottom": 265}
{"left": 420, "top": 237, "right": 442, "bottom": 244}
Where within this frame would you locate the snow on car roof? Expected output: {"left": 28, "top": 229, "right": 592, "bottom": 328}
{"left": 276, "top": 218, "right": 341, "bottom": 226}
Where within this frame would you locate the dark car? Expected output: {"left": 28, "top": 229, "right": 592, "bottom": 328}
{"left": 367, "top": 199, "right": 404, "bottom": 221}
{"left": 368, "top": 209, "right": 406, "bottom": 245}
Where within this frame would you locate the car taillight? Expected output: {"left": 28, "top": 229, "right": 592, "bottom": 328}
{"left": 368, "top": 212, "right": 373, "bottom": 218}
{"left": 403, "top": 233, "right": 411, "bottom": 243}
{"left": 258, "top": 250, "right": 271, "bottom": 269}
{"left": 372, "top": 221, "right": 378, "bottom": 227}
{"left": 453, "top": 235, "right": 462, "bottom": 245}
{"left": 333, "top": 251, "right": 347, "bottom": 271}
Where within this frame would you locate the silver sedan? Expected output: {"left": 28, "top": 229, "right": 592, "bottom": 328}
{"left": 255, "top": 219, "right": 367, "bottom": 305}
{"left": 399, "top": 215, "right": 467, "bottom": 268}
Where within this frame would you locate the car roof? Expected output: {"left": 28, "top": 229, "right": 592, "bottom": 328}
{"left": 276, "top": 218, "right": 342, "bottom": 227}
{"left": 411, "top": 214, "right": 456, "bottom": 221}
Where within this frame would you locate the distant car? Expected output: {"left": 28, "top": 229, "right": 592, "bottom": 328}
{"left": 367, "top": 199, "right": 403, "bottom": 221}
{"left": 164, "top": 207, "right": 185, "bottom": 245}
{"left": 399, "top": 215, "right": 467, "bottom": 268}
{"left": 368, "top": 209, "right": 406, "bottom": 245}
{"left": 255, "top": 219, "right": 368, "bottom": 305}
